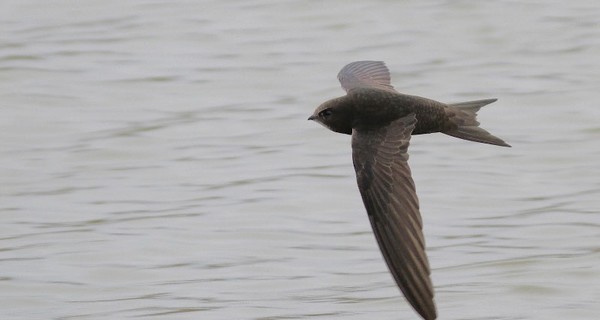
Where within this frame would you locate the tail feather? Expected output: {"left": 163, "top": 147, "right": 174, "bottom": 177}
{"left": 448, "top": 98, "right": 497, "bottom": 111}
{"left": 444, "top": 99, "right": 511, "bottom": 147}
{"left": 445, "top": 126, "right": 511, "bottom": 147}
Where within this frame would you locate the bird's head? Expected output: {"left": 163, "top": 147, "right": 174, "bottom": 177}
{"left": 308, "top": 96, "right": 354, "bottom": 135}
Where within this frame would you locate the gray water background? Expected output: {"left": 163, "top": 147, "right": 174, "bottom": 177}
{"left": 1, "top": 1, "right": 599, "bottom": 319}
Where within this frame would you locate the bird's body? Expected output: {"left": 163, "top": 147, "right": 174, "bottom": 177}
{"left": 314, "top": 86, "right": 510, "bottom": 146}
{"left": 308, "top": 61, "right": 510, "bottom": 320}
{"left": 322, "top": 88, "right": 454, "bottom": 134}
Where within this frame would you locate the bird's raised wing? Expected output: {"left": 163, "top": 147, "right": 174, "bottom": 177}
{"left": 351, "top": 114, "right": 436, "bottom": 320}
{"left": 338, "top": 61, "right": 396, "bottom": 93}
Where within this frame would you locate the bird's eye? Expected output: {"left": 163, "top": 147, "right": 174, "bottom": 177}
{"left": 319, "top": 109, "right": 333, "bottom": 118}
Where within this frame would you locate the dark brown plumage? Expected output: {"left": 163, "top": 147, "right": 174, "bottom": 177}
{"left": 308, "top": 61, "right": 510, "bottom": 320}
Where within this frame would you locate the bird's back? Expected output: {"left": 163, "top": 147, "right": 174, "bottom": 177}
{"left": 348, "top": 88, "right": 452, "bottom": 135}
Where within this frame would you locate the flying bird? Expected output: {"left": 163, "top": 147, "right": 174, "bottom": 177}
{"left": 308, "top": 61, "right": 510, "bottom": 320}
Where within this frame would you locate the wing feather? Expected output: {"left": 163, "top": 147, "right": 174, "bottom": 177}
{"left": 352, "top": 114, "right": 437, "bottom": 320}
{"left": 338, "top": 61, "right": 397, "bottom": 93}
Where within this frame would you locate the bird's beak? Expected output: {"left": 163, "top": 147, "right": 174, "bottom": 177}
{"left": 307, "top": 115, "right": 316, "bottom": 121}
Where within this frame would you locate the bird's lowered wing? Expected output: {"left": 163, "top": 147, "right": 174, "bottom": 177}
{"left": 351, "top": 114, "right": 436, "bottom": 320}
{"left": 338, "top": 61, "right": 397, "bottom": 93}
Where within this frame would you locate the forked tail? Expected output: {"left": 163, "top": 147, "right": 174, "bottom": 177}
{"left": 444, "top": 99, "right": 511, "bottom": 147}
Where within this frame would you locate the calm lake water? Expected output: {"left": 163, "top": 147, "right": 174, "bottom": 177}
{"left": 1, "top": 1, "right": 599, "bottom": 319}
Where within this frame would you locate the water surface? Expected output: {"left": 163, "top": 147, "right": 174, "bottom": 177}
{"left": 1, "top": 1, "right": 599, "bottom": 319}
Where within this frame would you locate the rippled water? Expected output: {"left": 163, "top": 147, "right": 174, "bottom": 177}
{"left": 1, "top": 1, "right": 599, "bottom": 319}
